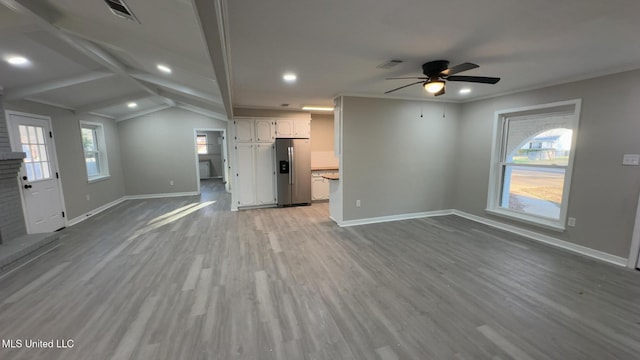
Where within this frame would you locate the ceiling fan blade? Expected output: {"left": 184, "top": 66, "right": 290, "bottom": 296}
{"left": 434, "top": 87, "right": 446, "bottom": 96}
{"left": 441, "top": 62, "right": 479, "bottom": 76}
{"left": 386, "top": 76, "right": 428, "bottom": 80}
{"left": 384, "top": 81, "right": 424, "bottom": 94}
{"left": 446, "top": 75, "right": 500, "bottom": 84}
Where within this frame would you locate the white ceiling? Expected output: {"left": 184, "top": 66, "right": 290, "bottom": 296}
{"left": 0, "top": 0, "right": 225, "bottom": 120}
{"left": 2, "top": 0, "right": 640, "bottom": 119}
{"left": 227, "top": 0, "right": 640, "bottom": 109}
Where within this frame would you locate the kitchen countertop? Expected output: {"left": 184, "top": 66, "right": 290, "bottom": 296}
{"left": 311, "top": 166, "right": 339, "bottom": 171}
{"left": 321, "top": 173, "right": 339, "bottom": 180}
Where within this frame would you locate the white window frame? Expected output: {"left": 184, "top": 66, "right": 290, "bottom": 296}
{"left": 80, "top": 121, "right": 110, "bottom": 182}
{"left": 486, "top": 99, "right": 581, "bottom": 231}
{"left": 197, "top": 134, "right": 208, "bottom": 154}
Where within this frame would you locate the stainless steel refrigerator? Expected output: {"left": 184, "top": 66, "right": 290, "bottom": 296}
{"left": 276, "top": 138, "right": 311, "bottom": 206}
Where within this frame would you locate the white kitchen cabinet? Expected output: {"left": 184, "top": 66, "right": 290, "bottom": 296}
{"left": 255, "top": 143, "right": 276, "bottom": 204}
{"left": 294, "top": 119, "right": 311, "bottom": 138}
{"left": 235, "top": 143, "right": 256, "bottom": 206}
{"left": 311, "top": 171, "right": 331, "bottom": 200}
{"left": 234, "top": 119, "right": 254, "bottom": 142}
{"left": 275, "top": 119, "right": 294, "bottom": 138}
{"left": 275, "top": 118, "right": 311, "bottom": 138}
{"left": 255, "top": 119, "right": 275, "bottom": 143}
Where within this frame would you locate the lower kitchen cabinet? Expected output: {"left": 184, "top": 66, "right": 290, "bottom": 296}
{"left": 311, "top": 171, "right": 332, "bottom": 200}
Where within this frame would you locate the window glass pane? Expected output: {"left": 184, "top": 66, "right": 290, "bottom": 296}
{"left": 19, "top": 125, "right": 28, "bottom": 144}
{"left": 500, "top": 165, "right": 565, "bottom": 220}
{"left": 508, "top": 128, "right": 572, "bottom": 166}
{"left": 22, "top": 144, "right": 31, "bottom": 161}
{"left": 39, "top": 145, "right": 48, "bottom": 161}
{"left": 34, "top": 162, "right": 43, "bottom": 180}
{"left": 30, "top": 144, "right": 40, "bottom": 161}
{"left": 36, "top": 127, "right": 45, "bottom": 144}
{"left": 197, "top": 135, "right": 207, "bottom": 154}
{"left": 82, "top": 128, "right": 96, "bottom": 152}
{"left": 85, "top": 153, "right": 99, "bottom": 177}
{"left": 27, "top": 126, "right": 37, "bottom": 144}
{"left": 25, "top": 163, "right": 34, "bottom": 180}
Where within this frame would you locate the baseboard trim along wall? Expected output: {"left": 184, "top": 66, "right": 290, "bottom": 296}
{"left": 339, "top": 209, "right": 455, "bottom": 227}
{"left": 67, "top": 192, "right": 199, "bottom": 226}
{"left": 452, "top": 210, "right": 628, "bottom": 267}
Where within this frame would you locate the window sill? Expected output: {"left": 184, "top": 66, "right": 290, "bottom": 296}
{"left": 485, "top": 208, "right": 566, "bottom": 232}
{"left": 88, "top": 175, "right": 110, "bottom": 184}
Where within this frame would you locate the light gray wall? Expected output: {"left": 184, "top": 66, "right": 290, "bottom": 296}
{"left": 118, "top": 107, "right": 227, "bottom": 195}
{"left": 341, "top": 96, "right": 459, "bottom": 220}
{"left": 4, "top": 100, "right": 126, "bottom": 219}
{"left": 234, "top": 107, "right": 310, "bottom": 119}
{"left": 310, "top": 113, "right": 334, "bottom": 152}
{"left": 454, "top": 69, "right": 640, "bottom": 258}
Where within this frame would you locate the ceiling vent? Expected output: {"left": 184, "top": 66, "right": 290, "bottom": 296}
{"left": 104, "top": 0, "right": 140, "bottom": 23}
{"left": 376, "top": 59, "right": 403, "bottom": 69}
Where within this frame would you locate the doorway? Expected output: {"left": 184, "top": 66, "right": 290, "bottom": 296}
{"left": 194, "top": 128, "right": 229, "bottom": 195}
{"left": 6, "top": 111, "right": 66, "bottom": 233}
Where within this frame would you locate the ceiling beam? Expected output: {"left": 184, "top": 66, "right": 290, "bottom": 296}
{"left": 4, "top": 71, "right": 114, "bottom": 101}
{"left": 192, "top": 0, "right": 234, "bottom": 117}
{"left": 0, "top": 0, "right": 176, "bottom": 107}
{"left": 129, "top": 72, "right": 223, "bottom": 106}
{"left": 177, "top": 103, "right": 228, "bottom": 122}
{"left": 74, "top": 91, "right": 151, "bottom": 113}
{"left": 116, "top": 105, "right": 172, "bottom": 122}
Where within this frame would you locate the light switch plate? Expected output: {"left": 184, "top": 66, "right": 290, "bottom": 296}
{"left": 622, "top": 154, "right": 640, "bottom": 166}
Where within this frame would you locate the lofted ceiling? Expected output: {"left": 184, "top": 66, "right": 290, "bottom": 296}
{"left": 2, "top": 0, "right": 640, "bottom": 120}
{"left": 226, "top": 0, "right": 640, "bottom": 109}
{"left": 0, "top": 0, "right": 226, "bottom": 121}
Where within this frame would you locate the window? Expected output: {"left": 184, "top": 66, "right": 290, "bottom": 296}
{"left": 487, "top": 100, "right": 580, "bottom": 230}
{"left": 18, "top": 125, "right": 52, "bottom": 181}
{"left": 80, "top": 121, "right": 110, "bottom": 181}
{"left": 197, "top": 134, "right": 208, "bottom": 154}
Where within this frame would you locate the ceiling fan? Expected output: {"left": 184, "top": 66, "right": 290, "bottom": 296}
{"left": 385, "top": 60, "right": 500, "bottom": 96}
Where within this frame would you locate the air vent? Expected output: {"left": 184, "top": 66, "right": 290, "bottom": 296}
{"left": 104, "top": 0, "right": 140, "bottom": 23}
{"left": 376, "top": 59, "right": 403, "bottom": 69}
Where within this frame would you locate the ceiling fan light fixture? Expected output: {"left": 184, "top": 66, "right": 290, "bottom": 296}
{"left": 424, "top": 80, "right": 445, "bottom": 94}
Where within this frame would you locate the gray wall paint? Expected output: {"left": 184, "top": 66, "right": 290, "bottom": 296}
{"left": 310, "top": 113, "right": 334, "bottom": 152}
{"left": 118, "top": 107, "right": 227, "bottom": 195}
{"left": 341, "top": 96, "right": 459, "bottom": 220}
{"left": 4, "top": 100, "right": 126, "bottom": 219}
{"left": 454, "top": 69, "right": 640, "bottom": 258}
{"left": 234, "top": 108, "right": 310, "bottom": 119}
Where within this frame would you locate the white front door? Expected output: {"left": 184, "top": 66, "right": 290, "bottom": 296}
{"left": 7, "top": 112, "right": 66, "bottom": 233}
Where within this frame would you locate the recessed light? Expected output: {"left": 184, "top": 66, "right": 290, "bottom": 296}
{"left": 6, "top": 56, "right": 29, "bottom": 66}
{"left": 283, "top": 73, "right": 297, "bottom": 83}
{"left": 157, "top": 64, "right": 172, "bottom": 74}
{"left": 302, "top": 106, "right": 334, "bottom": 111}
{"left": 127, "top": 102, "right": 138, "bottom": 108}
{"left": 459, "top": 88, "right": 471, "bottom": 94}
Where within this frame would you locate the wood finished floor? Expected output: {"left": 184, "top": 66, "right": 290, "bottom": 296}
{"left": 1, "top": 179, "right": 639, "bottom": 359}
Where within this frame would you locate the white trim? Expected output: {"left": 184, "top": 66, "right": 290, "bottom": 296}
{"left": 486, "top": 99, "right": 581, "bottom": 231}
{"left": 67, "top": 197, "right": 127, "bottom": 226}
{"left": 628, "top": 191, "right": 640, "bottom": 269}
{"left": 124, "top": 192, "right": 199, "bottom": 200}
{"left": 339, "top": 209, "right": 455, "bottom": 227}
{"left": 453, "top": 210, "right": 627, "bottom": 267}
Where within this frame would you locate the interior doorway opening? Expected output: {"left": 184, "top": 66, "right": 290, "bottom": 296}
{"left": 194, "top": 128, "right": 229, "bottom": 195}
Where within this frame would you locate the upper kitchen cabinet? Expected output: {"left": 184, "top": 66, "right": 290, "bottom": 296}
{"left": 275, "top": 118, "right": 311, "bottom": 138}
{"left": 234, "top": 118, "right": 254, "bottom": 142}
{"left": 255, "top": 119, "right": 276, "bottom": 143}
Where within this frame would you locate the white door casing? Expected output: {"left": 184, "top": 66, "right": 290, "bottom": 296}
{"left": 7, "top": 111, "right": 66, "bottom": 233}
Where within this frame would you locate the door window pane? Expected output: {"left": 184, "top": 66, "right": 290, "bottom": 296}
{"left": 18, "top": 125, "right": 52, "bottom": 181}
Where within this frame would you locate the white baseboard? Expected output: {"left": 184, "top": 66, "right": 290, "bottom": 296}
{"left": 452, "top": 210, "right": 627, "bottom": 267}
{"left": 67, "top": 197, "right": 127, "bottom": 226}
{"left": 68, "top": 192, "right": 199, "bottom": 227}
{"left": 124, "top": 191, "right": 199, "bottom": 200}
{"left": 340, "top": 209, "right": 454, "bottom": 227}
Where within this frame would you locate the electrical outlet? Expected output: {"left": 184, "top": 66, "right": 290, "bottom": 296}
{"left": 567, "top": 217, "right": 576, "bottom": 227}
{"left": 356, "top": 200, "right": 361, "bottom": 208}
{"left": 169, "top": 180, "right": 174, "bottom": 186}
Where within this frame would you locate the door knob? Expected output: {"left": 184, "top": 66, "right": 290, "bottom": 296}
{"left": 22, "top": 176, "right": 27, "bottom": 180}
{"left": 24, "top": 184, "right": 32, "bottom": 189}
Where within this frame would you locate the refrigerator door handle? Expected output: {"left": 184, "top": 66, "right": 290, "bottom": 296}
{"left": 288, "top": 146, "right": 293, "bottom": 185}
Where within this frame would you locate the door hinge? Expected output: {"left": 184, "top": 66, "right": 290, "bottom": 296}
{"left": 56, "top": 172, "right": 59, "bottom": 179}
{"left": 236, "top": 173, "right": 239, "bottom": 176}
{"left": 49, "top": 131, "right": 53, "bottom": 138}
{"left": 61, "top": 211, "right": 65, "bottom": 218}
{"left": 235, "top": 146, "right": 237, "bottom": 150}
